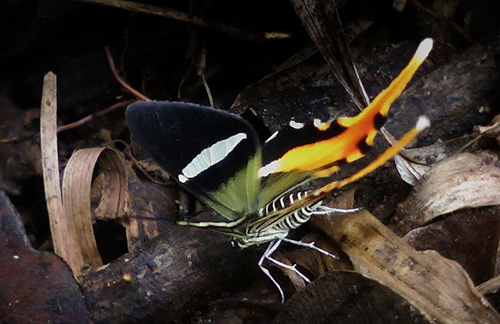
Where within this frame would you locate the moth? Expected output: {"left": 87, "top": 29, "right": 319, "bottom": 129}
{"left": 126, "top": 38, "right": 433, "bottom": 301}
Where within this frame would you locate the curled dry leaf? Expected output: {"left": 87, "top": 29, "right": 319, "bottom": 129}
{"left": 478, "top": 275, "right": 500, "bottom": 296}
{"left": 89, "top": 148, "right": 128, "bottom": 220}
{"left": 52, "top": 146, "right": 130, "bottom": 275}
{"left": 40, "top": 72, "right": 137, "bottom": 275}
{"left": 63, "top": 147, "right": 129, "bottom": 266}
{"left": 394, "top": 151, "right": 500, "bottom": 233}
{"left": 311, "top": 210, "right": 500, "bottom": 323}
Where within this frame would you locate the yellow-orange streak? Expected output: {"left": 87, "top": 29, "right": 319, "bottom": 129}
{"left": 271, "top": 39, "right": 433, "bottom": 175}
{"left": 313, "top": 116, "right": 430, "bottom": 197}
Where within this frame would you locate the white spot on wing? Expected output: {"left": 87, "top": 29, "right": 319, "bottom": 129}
{"left": 179, "top": 132, "right": 247, "bottom": 182}
{"left": 265, "top": 130, "right": 278, "bottom": 143}
{"left": 313, "top": 118, "right": 326, "bottom": 128}
{"left": 289, "top": 120, "right": 304, "bottom": 129}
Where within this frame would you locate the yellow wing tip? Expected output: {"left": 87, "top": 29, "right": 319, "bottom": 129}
{"left": 415, "top": 38, "right": 433, "bottom": 62}
{"left": 416, "top": 115, "right": 431, "bottom": 132}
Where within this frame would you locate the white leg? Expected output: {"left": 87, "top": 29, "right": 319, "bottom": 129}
{"left": 258, "top": 240, "right": 286, "bottom": 303}
{"left": 264, "top": 255, "right": 311, "bottom": 283}
{"left": 280, "top": 236, "right": 341, "bottom": 260}
{"left": 259, "top": 239, "right": 315, "bottom": 303}
{"left": 314, "top": 205, "right": 362, "bottom": 214}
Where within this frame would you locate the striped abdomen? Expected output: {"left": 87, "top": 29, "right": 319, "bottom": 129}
{"left": 258, "top": 191, "right": 322, "bottom": 232}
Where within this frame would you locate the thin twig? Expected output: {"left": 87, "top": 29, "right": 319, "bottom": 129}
{"left": 57, "top": 99, "right": 135, "bottom": 132}
{"left": 105, "top": 47, "right": 151, "bottom": 101}
{"left": 0, "top": 100, "right": 135, "bottom": 144}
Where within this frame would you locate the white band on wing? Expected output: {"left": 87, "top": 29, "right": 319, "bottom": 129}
{"left": 258, "top": 160, "right": 280, "bottom": 178}
{"left": 178, "top": 132, "right": 247, "bottom": 183}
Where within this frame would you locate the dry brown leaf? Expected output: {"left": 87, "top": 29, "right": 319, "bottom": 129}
{"left": 90, "top": 148, "right": 128, "bottom": 220}
{"left": 41, "top": 72, "right": 132, "bottom": 275}
{"left": 312, "top": 210, "right": 500, "bottom": 323}
{"left": 61, "top": 147, "right": 130, "bottom": 273}
{"left": 395, "top": 151, "right": 500, "bottom": 232}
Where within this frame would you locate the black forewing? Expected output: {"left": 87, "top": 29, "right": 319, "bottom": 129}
{"left": 126, "top": 101, "right": 261, "bottom": 220}
{"left": 262, "top": 122, "right": 345, "bottom": 163}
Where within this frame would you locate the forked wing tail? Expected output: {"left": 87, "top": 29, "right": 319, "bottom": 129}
{"left": 258, "top": 39, "right": 433, "bottom": 204}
